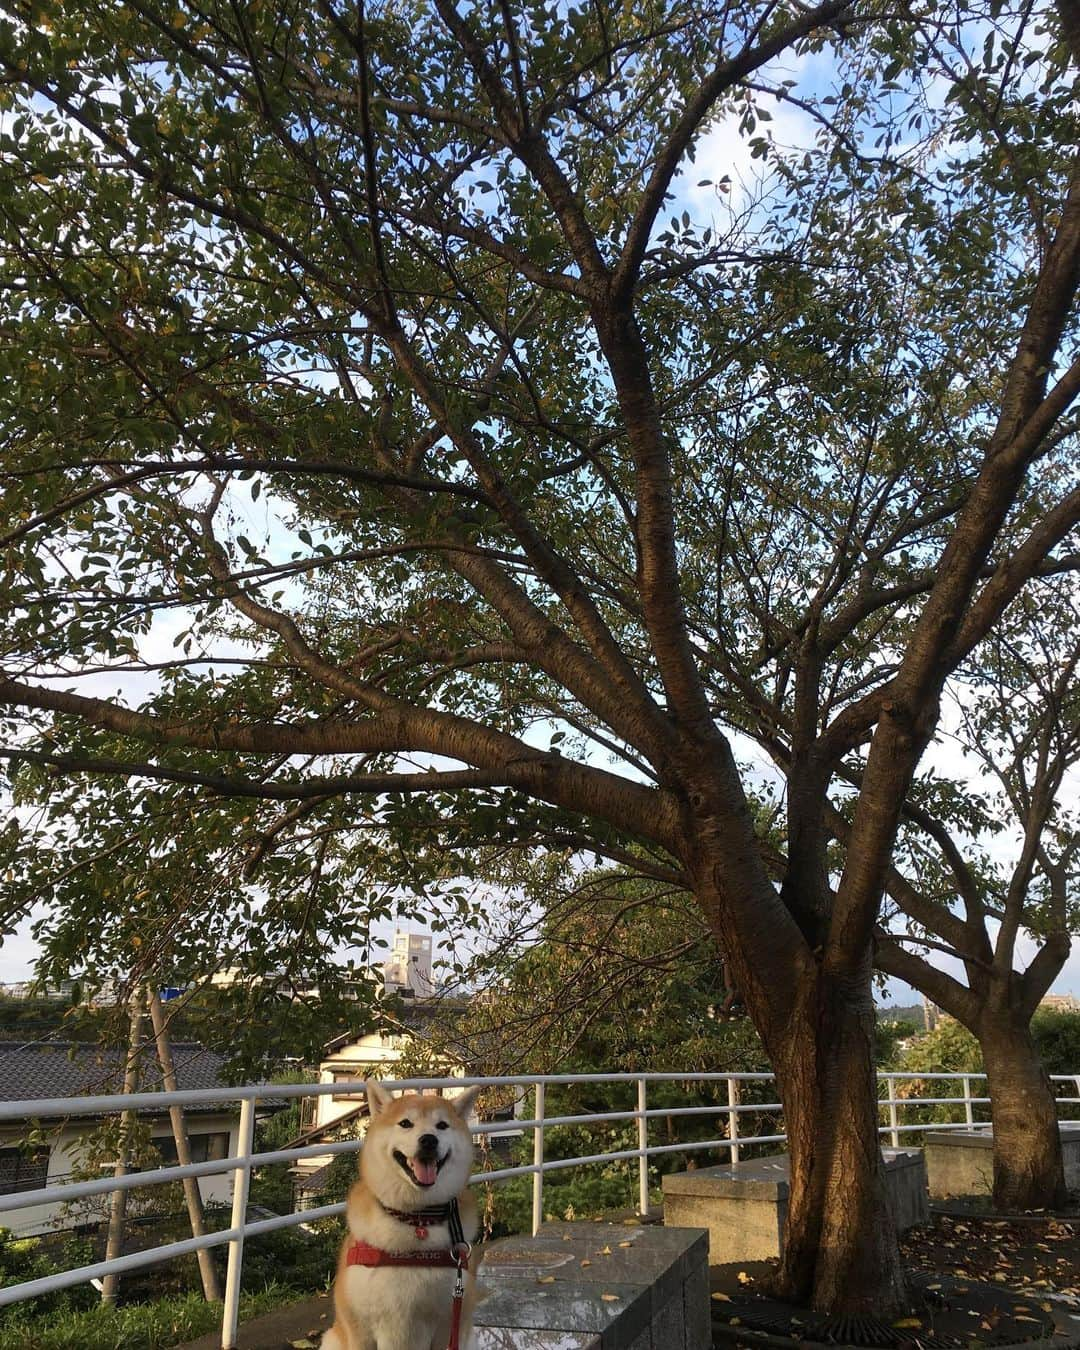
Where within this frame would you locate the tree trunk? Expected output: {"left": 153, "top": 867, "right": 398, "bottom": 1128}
{"left": 683, "top": 771, "right": 907, "bottom": 1315}
{"left": 981, "top": 1013, "right": 1066, "bottom": 1211}
{"left": 147, "top": 987, "right": 223, "bottom": 1302}
{"left": 102, "top": 996, "right": 144, "bottom": 1304}
{"left": 688, "top": 847, "right": 907, "bottom": 1312}
{"left": 769, "top": 972, "right": 908, "bottom": 1315}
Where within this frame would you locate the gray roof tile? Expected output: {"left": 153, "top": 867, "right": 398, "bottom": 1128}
{"left": 0, "top": 1041, "right": 232, "bottom": 1112}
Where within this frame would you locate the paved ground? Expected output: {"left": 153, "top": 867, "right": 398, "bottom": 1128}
{"left": 176, "top": 1292, "right": 332, "bottom": 1350}
{"left": 175, "top": 1213, "right": 1080, "bottom": 1349}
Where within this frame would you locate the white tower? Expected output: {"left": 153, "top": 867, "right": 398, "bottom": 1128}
{"left": 383, "top": 930, "right": 434, "bottom": 996}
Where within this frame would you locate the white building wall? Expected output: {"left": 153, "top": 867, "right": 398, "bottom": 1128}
{"left": 0, "top": 1112, "right": 240, "bottom": 1238}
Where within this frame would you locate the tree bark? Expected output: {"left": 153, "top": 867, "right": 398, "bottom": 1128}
{"left": 768, "top": 968, "right": 908, "bottom": 1314}
{"left": 980, "top": 1012, "right": 1066, "bottom": 1211}
{"left": 687, "top": 820, "right": 908, "bottom": 1316}
{"left": 147, "top": 987, "right": 223, "bottom": 1302}
{"left": 101, "top": 996, "right": 144, "bottom": 1304}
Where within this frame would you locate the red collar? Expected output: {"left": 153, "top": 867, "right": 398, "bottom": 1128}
{"left": 380, "top": 1202, "right": 454, "bottom": 1226}
{"left": 346, "top": 1240, "right": 468, "bottom": 1269}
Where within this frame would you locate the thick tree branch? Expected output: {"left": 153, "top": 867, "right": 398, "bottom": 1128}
{"left": 873, "top": 933, "right": 982, "bottom": 1026}
{"left": 0, "top": 677, "right": 678, "bottom": 847}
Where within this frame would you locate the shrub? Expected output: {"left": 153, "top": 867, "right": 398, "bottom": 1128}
{"left": 0, "top": 1284, "right": 292, "bottom": 1350}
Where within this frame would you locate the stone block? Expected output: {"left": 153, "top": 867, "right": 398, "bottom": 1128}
{"left": 476, "top": 1331, "right": 601, "bottom": 1349}
{"left": 476, "top": 1333, "right": 601, "bottom": 1350}
{"left": 662, "top": 1148, "right": 928, "bottom": 1265}
{"left": 682, "top": 1252, "right": 710, "bottom": 1350}
{"left": 651, "top": 1293, "right": 686, "bottom": 1350}
{"left": 924, "top": 1124, "right": 1080, "bottom": 1200}
{"left": 474, "top": 1221, "right": 709, "bottom": 1350}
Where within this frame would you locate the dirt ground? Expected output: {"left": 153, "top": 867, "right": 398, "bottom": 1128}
{"left": 709, "top": 1212, "right": 1080, "bottom": 1347}
{"left": 902, "top": 1210, "right": 1080, "bottom": 1299}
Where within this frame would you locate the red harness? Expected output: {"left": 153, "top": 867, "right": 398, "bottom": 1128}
{"left": 346, "top": 1240, "right": 464, "bottom": 1269}
{"left": 345, "top": 1237, "right": 471, "bottom": 1350}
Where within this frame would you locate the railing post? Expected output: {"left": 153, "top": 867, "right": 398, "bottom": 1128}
{"left": 531, "top": 1082, "right": 545, "bottom": 1237}
{"left": 887, "top": 1081, "right": 900, "bottom": 1148}
{"left": 636, "top": 1078, "right": 649, "bottom": 1218}
{"left": 221, "top": 1096, "right": 256, "bottom": 1350}
{"left": 962, "top": 1076, "right": 974, "bottom": 1127}
{"left": 727, "top": 1077, "right": 741, "bottom": 1165}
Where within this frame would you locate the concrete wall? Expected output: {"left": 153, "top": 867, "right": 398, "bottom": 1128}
{"left": 475, "top": 1221, "right": 710, "bottom": 1350}
{"left": 924, "top": 1124, "right": 1080, "bottom": 1199}
{"left": 662, "top": 1148, "right": 929, "bottom": 1264}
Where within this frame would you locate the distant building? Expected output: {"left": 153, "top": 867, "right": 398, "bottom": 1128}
{"left": 0, "top": 1041, "right": 244, "bottom": 1237}
{"left": 383, "top": 930, "right": 434, "bottom": 996}
{"left": 1040, "top": 993, "right": 1080, "bottom": 1013}
{"left": 208, "top": 966, "right": 375, "bottom": 1001}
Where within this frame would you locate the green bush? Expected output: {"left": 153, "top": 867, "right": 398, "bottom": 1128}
{"left": 0, "top": 1283, "right": 291, "bottom": 1349}
{"left": 900, "top": 1020, "right": 983, "bottom": 1075}
{"left": 0, "top": 1230, "right": 97, "bottom": 1328}
{"left": 1031, "top": 1010, "right": 1080, "bottom": 1079}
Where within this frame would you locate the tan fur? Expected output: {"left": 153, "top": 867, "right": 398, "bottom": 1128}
{"left": 321, "top": 1083, "right": 483, "bottom": 1350}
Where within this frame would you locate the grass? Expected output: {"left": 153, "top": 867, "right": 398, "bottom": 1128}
{"left": 0, "top": 1282, "right": 296, "bottom": 1349}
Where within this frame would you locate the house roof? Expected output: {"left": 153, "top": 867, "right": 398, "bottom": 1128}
{"left": 0, "top": 1040, "right": 237, "bottom": 1114}
{"left": 322, "top": 996, "right": 472, "bottom": 1063}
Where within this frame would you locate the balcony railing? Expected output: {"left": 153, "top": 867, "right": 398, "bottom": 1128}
{"left": 2, "top": 1070, "right": 1078, "bottom": 1349}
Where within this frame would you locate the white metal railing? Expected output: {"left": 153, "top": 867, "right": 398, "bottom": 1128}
{"left": 1, "top": 1070, "right": 1078, "bottom": 1349}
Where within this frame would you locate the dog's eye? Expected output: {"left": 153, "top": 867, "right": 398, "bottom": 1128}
{"left": 436, "top": 1121, "right": 449, "bottom": 1130}
{"left": 398, "top": 1118, "right": 413, "bottom": 1129}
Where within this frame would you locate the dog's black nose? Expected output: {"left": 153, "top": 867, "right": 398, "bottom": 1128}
{"left": 417, "top": 1133, "right": 439, "bottom": 1155}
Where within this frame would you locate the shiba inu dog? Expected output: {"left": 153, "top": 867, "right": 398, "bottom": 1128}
{"left": 321, "top": 1081, "right": 483, "bottom": 1350}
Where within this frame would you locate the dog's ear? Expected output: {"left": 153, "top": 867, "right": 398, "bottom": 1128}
{"left": 364, "top": 1080, "right": 394, "bottom": 1117}
{"left": 451, "top": 1084, "right": 482, "bottom": 1121}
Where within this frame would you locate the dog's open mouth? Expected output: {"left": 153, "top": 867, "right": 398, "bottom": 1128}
{"left": 393, "top": 1149, "right": 449, "bottom": 1188}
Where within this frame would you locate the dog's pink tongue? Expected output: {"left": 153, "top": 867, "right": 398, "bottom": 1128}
{"left": 413, "top": 1158, "right": 438, "bottom": 1186}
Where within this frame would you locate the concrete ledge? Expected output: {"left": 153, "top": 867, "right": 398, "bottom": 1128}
{"left": 662, "top": 1148, "right": 929, "bottom": 1265}
{"left": 924, "top": 1124, "right": 1080, "bottom": 1199}
{"left": 477, "top": 1221, "right": 710, "bottom": 1350}
{"left": 172, "top": 1224, "right": 710, "bottom": 1350}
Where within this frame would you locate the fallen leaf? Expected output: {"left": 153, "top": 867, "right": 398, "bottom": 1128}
{"left": 537, "top": 1276, "right": 556, "bottom": 1285}
{"left": 892, "top": 1317, "right": 922, "bottom": 1329}
{"left": 601, "top": 1292, "right": 619, "bottom": 1302}
{"left": 737, "top": 1271, "right": 751, "bottom": 1285}
{"left": 580, "top": 1260, "right": 591, "bottom": 1267}
{"left": 711, "top": 1292, "right": 731, "bottom": 1302}
{"left": 598, "top": 1245, "right": 612, "bottom": 1255}
{"left": 618, "top": 1240, "right": 633, "bottom": 1248}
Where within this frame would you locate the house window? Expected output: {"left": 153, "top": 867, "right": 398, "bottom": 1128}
{"left": 0, "top": 1147, "right": 49, "bottom": 1195}
{"left": 332, "top": 1072, "right": 367, "bottom": 1104}
{"left": 155, "top": 1132, "right": 231, "bottom": 1166}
